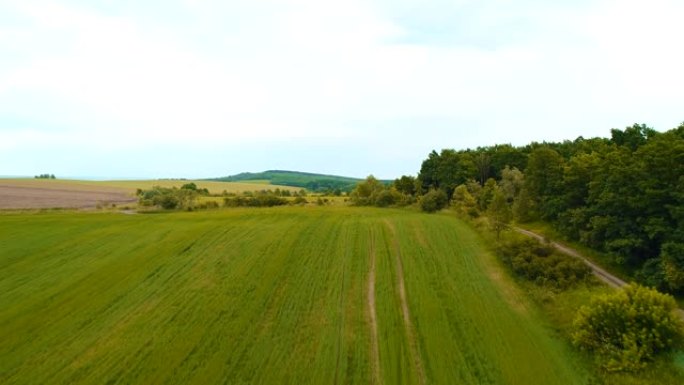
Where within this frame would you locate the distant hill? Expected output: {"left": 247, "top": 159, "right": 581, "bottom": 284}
{"left": 210, "top": 170, "right": 388, "bottom": 192}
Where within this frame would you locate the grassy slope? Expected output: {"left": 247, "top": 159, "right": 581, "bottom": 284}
{"left": 0, "top": 208, "right": 584, "bottom": 384}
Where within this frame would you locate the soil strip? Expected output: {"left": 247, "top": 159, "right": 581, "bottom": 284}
{"left": 384, "top": 220, "right": 426, "bottom": 385}
{"left": 368, "top": 230, "right": 381, "bottom": 384}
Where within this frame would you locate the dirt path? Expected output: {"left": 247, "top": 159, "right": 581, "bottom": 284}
{"left": 367, "top": 232, "right": 381, "bottom": 385}
{"left": 514, "top": 228, "right": 626, "bottom": 288}
{"left": 514, "top": 227, "right": 684, "bottom": 320}
{"left": 384, "top": 221, "right": 426, "bottom": 385}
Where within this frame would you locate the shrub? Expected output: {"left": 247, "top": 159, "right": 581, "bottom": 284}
{"left": 292, "top": 196, "right": 307, "bottom": 205}
{"left": 156, "top": 193, "right": 180, "bottom": 209}
{"left": 374, "top": 189, "right": 403, "bottom": 207}
{"left": 572, "top": 284, "right": 683, "bottom": 371}
{"left": 452, "top": 184, "right": 479, "bottom": 218}
{"left": 197, "top": 201, "right": 220, "bottom": 210}
{"left": 420, "top": 189, "right": 448, "bottom": 213}
{"left": 223, "top": 192, "right": 287, "bottom": 207}
{"left": 497, "top": 237, "right": 590, "bottom": 289}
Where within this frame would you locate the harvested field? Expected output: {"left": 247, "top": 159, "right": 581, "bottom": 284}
{"left": 0, "top": 179, "right": 301, "bottom": 209}
{"left": 0, "top": 181, "right": 135, "bottom": 209}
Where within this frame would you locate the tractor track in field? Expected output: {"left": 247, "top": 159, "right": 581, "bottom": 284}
{"left": 333, "top": 227, "right": 349, "bottom": 385}
{"left": 367, "top": 230, "right": 381, "bottom": 385}
{"left": 384, "top": 220, "right": 426, "bottom": 385}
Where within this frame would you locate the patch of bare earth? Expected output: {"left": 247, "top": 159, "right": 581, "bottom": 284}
{"left": 0, "top": 183, "right": 136, "bottom": 209}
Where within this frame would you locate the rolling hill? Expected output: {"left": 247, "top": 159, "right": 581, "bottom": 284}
{"left": 210, "top": 170, "right": 390, "bottom": 192}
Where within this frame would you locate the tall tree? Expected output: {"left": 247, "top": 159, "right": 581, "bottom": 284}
{"left": 488, "top": 188, "right": 512, "bottom": 239}
{"left": 524, "top": 147, "right": 565, "bottom": 220}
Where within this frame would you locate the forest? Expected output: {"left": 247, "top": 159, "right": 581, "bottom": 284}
{"left": 413, "top": 123, "right": 684, "bottom": 292}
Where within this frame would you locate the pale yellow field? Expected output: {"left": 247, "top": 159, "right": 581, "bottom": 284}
{"left": 1, "top": 179, "right": 299, "bottom": 195}
{"left": 0, "top": 179, "right": 301, "bottom": 209}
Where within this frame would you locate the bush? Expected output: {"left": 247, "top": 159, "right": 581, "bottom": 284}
{"left": 350, "top": 176, "right": 409, "bottom": 207}
{"left": 196, "top": 201, "right": 220, "bottom": 210}
{"left": 223, "top": 192, "right": 287, "bottom": 208}
{"left": 452, "top": 184, "right": 479, "bottom": 218}
{"left": 374, "top": 189, "right": 403, "bottom": 207}
{"left": 292, "top": 196, "right": 307, "bottom": 205}
{"left": 157, "top": 193, "right": 180, "bottom": 209}
{"left": 420, "top": 189, "right": 448, "bottom": 213}
{"left": 497, "top": 237, "right": 591, "bottom": 289}
{"left": 572, "top": 284, "right": 683, "bottom": 371}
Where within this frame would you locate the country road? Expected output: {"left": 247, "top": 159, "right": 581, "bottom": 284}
{"left": 514, "top": 227, "right": 684, "bottom": 320}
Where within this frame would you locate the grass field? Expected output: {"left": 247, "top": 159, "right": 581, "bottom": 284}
{"left": 0, "top": 207, "right": 586, "bottom": 384}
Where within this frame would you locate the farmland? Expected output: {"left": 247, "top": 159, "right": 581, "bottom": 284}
{"left": 0, "top": 207, "right": 585, "bottom": 384}
{"left": 0, "top": 179, "right": 300, "bottom": 209}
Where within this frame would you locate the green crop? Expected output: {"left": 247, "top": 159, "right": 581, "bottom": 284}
{"left": 0, "top": 207, "right": 586, "bottom": 384}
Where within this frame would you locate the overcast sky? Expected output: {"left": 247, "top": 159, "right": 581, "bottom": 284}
{"left": 1, "top": 0, "right": 682, "bottom": 179}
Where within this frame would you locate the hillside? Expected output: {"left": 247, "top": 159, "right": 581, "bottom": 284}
{"left": 0, "top": 208, "right": 585, "bottom": 384}
{"left": 211, "top": 170, "right": 388, "bottom": 192}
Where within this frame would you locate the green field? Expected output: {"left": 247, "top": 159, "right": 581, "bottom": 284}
{"left": 0, "top": 208, "right": 586, "bottom": 384}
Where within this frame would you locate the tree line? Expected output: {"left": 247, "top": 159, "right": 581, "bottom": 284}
{"left": 414, "top": 123, "right": 684, "bottom": 292}
{"left": 352, "top": 123, "right": 684, "bottom": 293}
{"left": 348, "top": 122, "right": 684, "bottom": 372}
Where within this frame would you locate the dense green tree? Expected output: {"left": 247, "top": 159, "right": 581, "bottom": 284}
{"left": 489, "top": 144, "right": 528, "bottom": 178}
{"left": 393, "top": 175, "right": 417, "bottom": 196}
{"left": 513, "top": 186, "right": 535, "bottom": 223}
{"left": 420, "top": 189, "right": 448, "bottom": 213}
{"left": 487, "top": 188, "right": 511, "bottom": 238}
{"left": 418, "top": 149, "right": 476, "bottom": 196}
{"left": 473, "top": 152, "right": 491, "bottom": 185}
{"left": 452, "top": 184, "right": 478, "bottom": 218}
{"left": 478, "top": 178, "right": 498, "bottom": 211}
{"left": 498, "top": 166, "right": 524, "bottom": 204}
{"left": 524, "top": 147, "right": 565, "bottom": 220}
{"left": 418, "top": 150, "right": 441, "bottom": 193}
{"left": 416, "top": 123, "right": 684, "bottom": 289}
{"left": 350, "top": 175, "right": 384, "bottom": 206}
{"left": 610, "top": 123, "right": 656, "bottom": 151}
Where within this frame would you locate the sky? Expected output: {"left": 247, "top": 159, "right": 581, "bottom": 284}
{"left": 1, "top": 0, "right": 683, "bottom": 179}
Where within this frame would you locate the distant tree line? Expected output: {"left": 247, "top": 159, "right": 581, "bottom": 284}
{"left": 137, "top": 184, "right": 314, "bottom": 210}
{"left": 222, "top": 188, "right": 307, "bottom": 198}
{"left": 213, "top": 170, "right": 376, "bottom": 193}
{"left": 410, "top": 122, "right": 684, "bottom": 292}
{"left": 35, "top": 174, "right": 56, "bottom": 179}
{"left": 349, "top": 175, "right": 417, "bottom": 208}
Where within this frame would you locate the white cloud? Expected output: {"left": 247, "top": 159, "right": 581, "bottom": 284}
{"left": 1, "top": 0, "right": 683, "bottom": 177}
